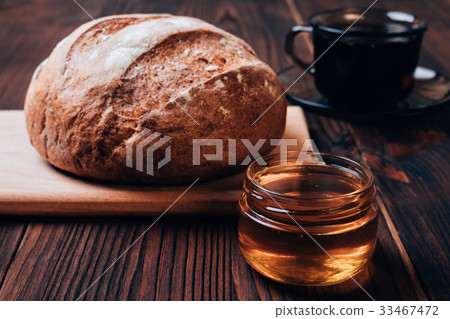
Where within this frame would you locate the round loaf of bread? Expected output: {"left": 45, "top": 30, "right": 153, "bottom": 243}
{"left": 25, "top": 14, "right": 287, "bottom": 185}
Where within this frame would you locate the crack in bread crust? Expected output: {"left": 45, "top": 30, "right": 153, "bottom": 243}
{"left": 111, "top": 30, "right": 258, "bottom": 120}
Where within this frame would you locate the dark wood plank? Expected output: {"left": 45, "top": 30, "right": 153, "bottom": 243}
{"left": 0, "top": 219, "right": 27, "bottom": 291}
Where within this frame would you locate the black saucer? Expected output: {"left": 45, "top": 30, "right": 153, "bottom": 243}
{"left": 278, "top": 65, "right": 450, "bottom": 121}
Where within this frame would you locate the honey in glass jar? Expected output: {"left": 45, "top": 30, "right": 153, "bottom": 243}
{"left": 238, "top": 152, "right": 378, "bottom": 286}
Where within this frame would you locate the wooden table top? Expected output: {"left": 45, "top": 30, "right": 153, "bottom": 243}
{"left": 0, "top": 0, "right": 448, "bottom": 301}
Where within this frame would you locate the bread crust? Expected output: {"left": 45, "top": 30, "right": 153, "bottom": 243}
{"left": 25, "top": 14, "right": 287, "bottom": 185}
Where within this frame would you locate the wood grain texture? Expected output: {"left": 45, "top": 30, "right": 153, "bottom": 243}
{"left": 0, "top": 219, "right": 27, "bottom": 290}
{"left": 0, "top": 0, "right": 448, "bottom": 301}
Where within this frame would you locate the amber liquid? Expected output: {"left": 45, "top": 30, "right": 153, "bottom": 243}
{"left": 238, "top": 165, "right": 378, "bottom": 285}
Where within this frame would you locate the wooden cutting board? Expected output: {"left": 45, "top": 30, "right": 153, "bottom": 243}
{"left": 0, "top": 106, "right": 308, "bottom": 216}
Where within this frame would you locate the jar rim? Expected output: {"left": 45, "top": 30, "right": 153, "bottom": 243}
{"left": 246, "top": 151, "right": 374, "bottom": 202}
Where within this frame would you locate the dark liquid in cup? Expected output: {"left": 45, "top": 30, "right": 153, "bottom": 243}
{"left": 313, "top": 22, "right": 423, "bottom": 108}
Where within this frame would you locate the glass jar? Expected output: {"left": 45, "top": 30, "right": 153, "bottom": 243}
{"left": 238, "top": 152, "right": 378, "bottom": 286}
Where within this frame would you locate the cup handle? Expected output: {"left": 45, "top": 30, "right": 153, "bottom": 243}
{"left": 285, "top": 25, "right": 314, "bottom": 75}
